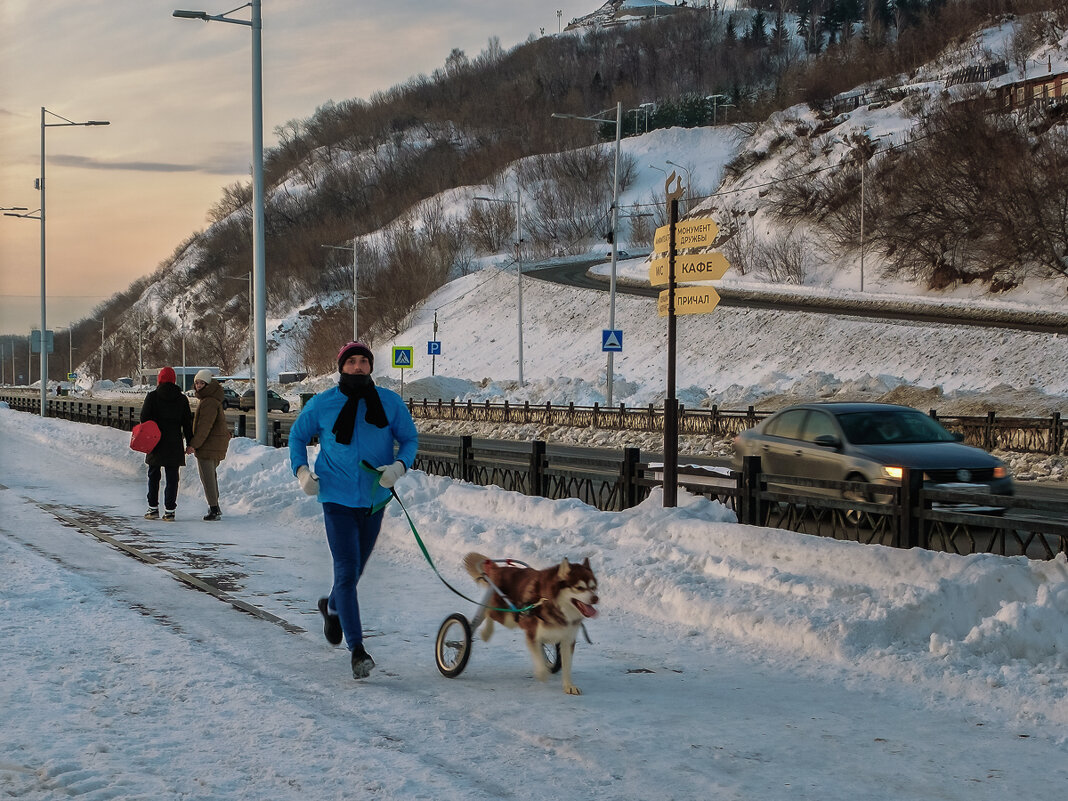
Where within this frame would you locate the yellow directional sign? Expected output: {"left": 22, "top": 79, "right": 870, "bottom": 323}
{"left": 653, "top": 218, "right": 719, "bottom": 253}
{"left": 657, "top": 286, "right": 721, "bottom": 317}
{"left": 649, "top": 252, "right": 730, "bottom": 287}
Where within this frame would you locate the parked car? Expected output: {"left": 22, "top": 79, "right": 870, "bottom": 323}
{"left": 239, "top": 388, "right": 291, "bottom": 413}
{"left": 605, "top": 250, "right": 630, "bottom": 259}
{"left": 221, "top": 387, "right": 240, "bottom": 410}
{"left": 732, "top": 402, "right": 1013, "bottom": 511}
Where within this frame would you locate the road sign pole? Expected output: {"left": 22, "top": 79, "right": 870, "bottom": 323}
{"left": 664, "top": 194, "right": 680, "bottom": 508}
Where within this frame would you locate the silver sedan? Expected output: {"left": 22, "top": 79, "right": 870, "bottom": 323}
{"left": 732, "top": 402, "right": 1013, "bottom": 509}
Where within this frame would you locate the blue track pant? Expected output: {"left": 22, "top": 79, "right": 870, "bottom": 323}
{"left": 322, "top": 502, "right": 384, "bottom": 651}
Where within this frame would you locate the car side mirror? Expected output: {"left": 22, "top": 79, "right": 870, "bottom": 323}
{"left": 813, "top": 434, "right": 841, "bottom": 450}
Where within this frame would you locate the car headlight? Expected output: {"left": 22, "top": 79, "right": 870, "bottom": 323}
{"left": 881, "top": 465, "right": 903, "bottom": 480}
{"left": 993, "top": 466, "right": 1009, "bottom": 479}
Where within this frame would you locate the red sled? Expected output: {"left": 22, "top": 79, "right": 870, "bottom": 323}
{"left": 130, "top": 421, "right": 161, "bottom": 453}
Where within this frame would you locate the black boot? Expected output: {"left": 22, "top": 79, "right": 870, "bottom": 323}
{"left": 203, "top": 506, "right": 222, "bottom": 521}
{"left": 318, "top": 598, "right": 343, "bottom": 645}
{"left": 351, "top": 644, "right": 375, "bottom": 679}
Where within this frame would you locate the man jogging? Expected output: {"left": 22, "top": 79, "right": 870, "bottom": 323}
{"left": 288, "top": 342, "right": 418, "bottom": 679}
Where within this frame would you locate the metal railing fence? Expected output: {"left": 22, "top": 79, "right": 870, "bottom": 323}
{"left": 4, "top": 393, "right": 1066, "bottom": 560}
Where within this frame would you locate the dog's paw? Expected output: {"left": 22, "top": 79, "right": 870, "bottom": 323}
{"left": 563, "top": 684, "right": 582, "bottom": 695}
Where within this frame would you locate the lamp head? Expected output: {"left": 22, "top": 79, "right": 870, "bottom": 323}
{"left": 86, "top": 121, "right": 109, "bottom": 126}
{"left": 173, "top": 9, "right": 209, "bottom": 19}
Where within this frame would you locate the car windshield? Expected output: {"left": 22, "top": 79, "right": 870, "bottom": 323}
{"left": 836, "top": 410, "right": 957, "bottom": 445}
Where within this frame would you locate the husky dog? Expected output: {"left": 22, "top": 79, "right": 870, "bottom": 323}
{"left": 464, "top": 552, "right": 598, "bottom": 695}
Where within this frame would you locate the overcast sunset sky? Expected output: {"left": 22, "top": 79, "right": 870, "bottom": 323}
{"left": 0, "top": 0, "right": 594, "bottom": 335}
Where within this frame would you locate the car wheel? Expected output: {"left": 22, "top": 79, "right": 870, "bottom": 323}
{"left": 842, "top": 473, "right": 871, "bottom": 527}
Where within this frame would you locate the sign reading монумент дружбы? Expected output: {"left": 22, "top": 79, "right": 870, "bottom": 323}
{"left": 653, "top": 219, "right": 718, "bottom": 252}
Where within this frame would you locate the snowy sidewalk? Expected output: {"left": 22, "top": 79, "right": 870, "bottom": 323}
{"left": 2, "top": 407, "right": 1067, "bottom": 800}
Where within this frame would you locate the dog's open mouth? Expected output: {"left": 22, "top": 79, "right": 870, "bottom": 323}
{"left": 572, "top": 599, "right": 598, "bottom": 618}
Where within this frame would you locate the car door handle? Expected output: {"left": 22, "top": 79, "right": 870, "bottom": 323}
{"left": 793, "top": 449, "right": 802, "bottom": 456}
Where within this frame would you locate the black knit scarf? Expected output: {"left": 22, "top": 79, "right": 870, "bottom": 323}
{"left": 333, "top": 373, "right": 388, "bottom": 444}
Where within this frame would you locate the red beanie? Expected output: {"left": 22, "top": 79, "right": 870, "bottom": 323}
{"left": 158, "top": 367, "right": 177, "bottom": 385}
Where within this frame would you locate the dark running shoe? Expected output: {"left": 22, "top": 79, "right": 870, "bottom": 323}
{"left": 318, "top": 597, "right": 343, "bottom": 645}
{"left": 144, "top": 507, "right": 159, "bottom": 520}
{"left": 351, "top": 646, "right": 375, "bottom": 679}
{"left": 203, "top": 506, "right": 221, "bottom": 521}
{"left": 162, "top": 510, "right": 176, "bottom": 522}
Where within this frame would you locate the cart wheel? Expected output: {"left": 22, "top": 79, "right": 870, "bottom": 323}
{"left": 543, "top": 642, "right": 562, "bottom": 674}
{"left": 436, "top": 613, "right": 473, "bottom": 678}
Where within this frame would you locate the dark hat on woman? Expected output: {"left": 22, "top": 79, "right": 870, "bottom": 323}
{"left": 336, "top": 341, "right": 374, "bottom": 372}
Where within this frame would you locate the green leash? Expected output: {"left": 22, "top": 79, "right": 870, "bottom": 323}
{"left": 360, "top": 461, "right": 539, "bottom": 614}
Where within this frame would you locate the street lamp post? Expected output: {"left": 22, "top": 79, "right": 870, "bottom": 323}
{"left": 552, "top": 102, "right": 623, "bottom": 404}
{"left": 321, "top": 241, "right": 360, "bottom": 340}
{"left": 706, "top": 94, "right": 734, "bottom": 125}
{"left": 473, "top": 190, "right": 525, "bottom": 386}
{"left": 175, "top": 0, "right": 268, "bottom": 444}
{"left": 665, "top": 159, "right": 692, "bottom": 191}
{"left": 225, "top": 272, "right": 254, "bottom": 376}
{"left": 176, "top": 298, "right": 191, "bottom": 384}
{"left": 9, "top": 110, "right": 109, "bottom": 414}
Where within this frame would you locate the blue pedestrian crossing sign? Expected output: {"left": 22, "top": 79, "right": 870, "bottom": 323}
{"left": 601, "top": 329, "right": 623, "bottom": 352}
{"left": 428, "top": 341, "right": 441, "bottom": 355}
{"left": 391, "top": 346, "right": 413, "bottom": 369}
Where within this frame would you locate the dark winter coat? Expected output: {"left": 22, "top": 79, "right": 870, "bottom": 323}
{"left": 190, "top": 380, "right": 231, "bottom": 462}
{"left": 140, "top": 381, "right": 193, "bottom": 467}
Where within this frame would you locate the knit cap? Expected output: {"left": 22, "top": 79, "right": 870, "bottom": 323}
{"left": 336, "top": 341, "right": 374, "bottom": 372}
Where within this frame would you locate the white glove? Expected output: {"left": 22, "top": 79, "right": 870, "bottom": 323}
{"left": 297, "top": 465, "right": 319, "bottom": 496}
{"left": 377, "top": 460, "right": 407, "bottom": 489}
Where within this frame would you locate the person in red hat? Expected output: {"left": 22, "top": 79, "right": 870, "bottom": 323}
{"left": 140, "top": 366, "right": 193, "bottom": 521}
{"left": 288, "top": 341, "right": 418, "bottom": 679}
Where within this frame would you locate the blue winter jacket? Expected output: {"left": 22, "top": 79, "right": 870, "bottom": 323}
{"left": 288, "top": 382, "right": 418, "bottom": 509}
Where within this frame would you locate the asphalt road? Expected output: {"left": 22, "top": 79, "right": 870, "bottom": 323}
{"left": 526, "top": 260, "right": 1068, "bottom": 334}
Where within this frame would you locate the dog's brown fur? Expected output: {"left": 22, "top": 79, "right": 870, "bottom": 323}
{"left": 464, "top": 552, "right": 598, "bottom": 695}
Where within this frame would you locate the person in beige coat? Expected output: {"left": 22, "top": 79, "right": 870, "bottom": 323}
{"left": 187, "top": 369, "right": 231, "bottom": 521}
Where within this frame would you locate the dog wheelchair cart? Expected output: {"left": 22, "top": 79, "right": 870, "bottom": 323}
{"left": 435, "top": 558, "right": 562, "bottom": 678}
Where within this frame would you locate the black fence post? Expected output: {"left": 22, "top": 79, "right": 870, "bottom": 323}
{"left": 741, "top": 455, "right": 762, "bottom": 526}
{"left": 237, "top": 414, "right": 247, "bottom": 438}
{"left": 460, "top": 435, "right": 473, "bottom": 483}
{"left": 899, "top": 467, "right": 925, "bottom": 549}
{"left": 621, "top": 447, "right": 641, "bottom": 509}
{"left": 985, "top": 411, "right": 997, "bottom": 450}
{"left": 1051, "top": 412, "right": 1062, "bottom": 455}
{"left": 272, "top": 420, "right": 282, "bottom": 448}
{"left": 530, "top": 440, "right": 546, "bottom": 497}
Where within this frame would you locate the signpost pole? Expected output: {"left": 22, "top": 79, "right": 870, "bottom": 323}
{"left": 664, "top": 192, "right": 680, "bottom": 508}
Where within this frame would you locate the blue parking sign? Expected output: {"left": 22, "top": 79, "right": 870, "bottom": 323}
{"left": 428, "top": 341, "right": 441, "bottom": 355}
